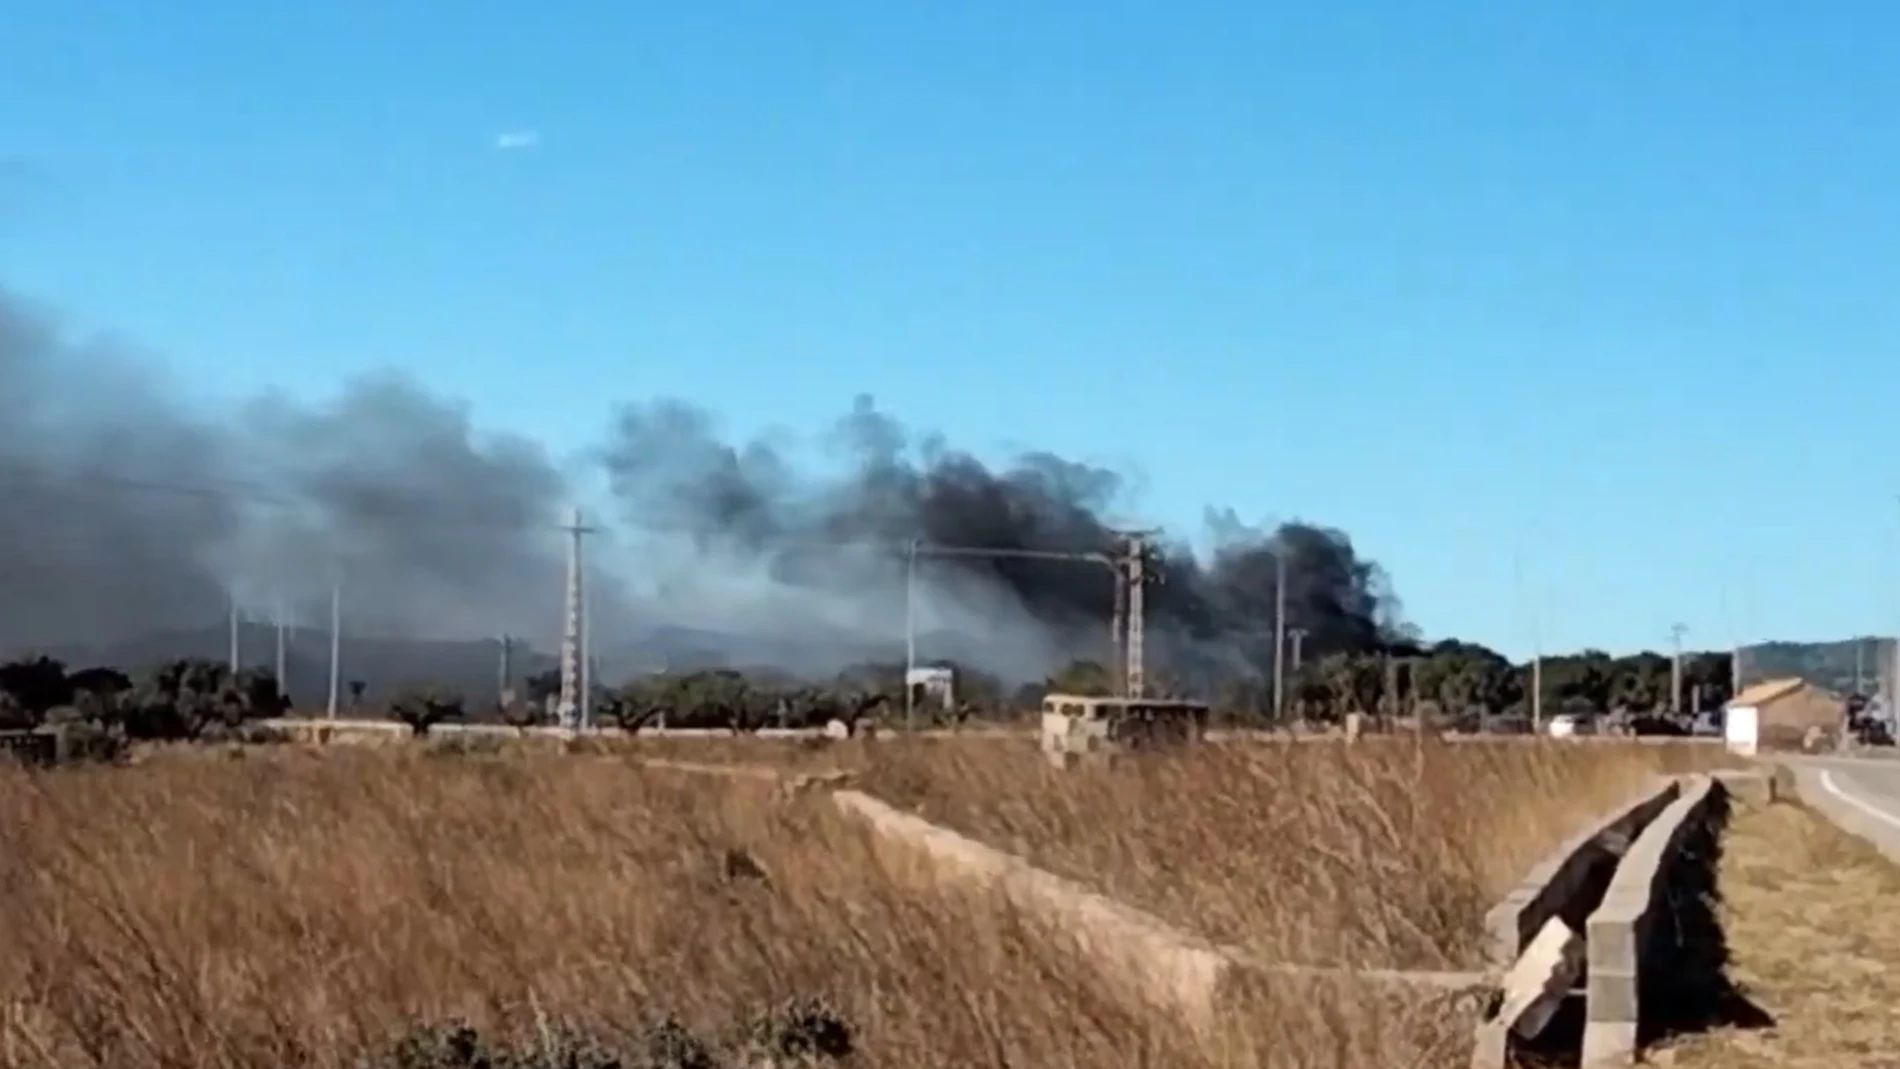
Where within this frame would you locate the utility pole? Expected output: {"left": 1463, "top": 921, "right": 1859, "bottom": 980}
{"left": 903, "top": 539, "right": 918, "bottom": 732}
{"left": 1530, "top": 651, "right": 1543, "bottom": 733}
{"left": 1720, "top": 580, "right": 1741, "bottom": 702}
{"left": 497, "top": 635, "right": 515, "bottom": 709}
{"left": 580, "top": 527, "right": 595, "bottom": 731}
{"left": 1884, "top": 634, "right": 1900, "bottom": 717}
{"left": 1272, "top": 548, "right": 1288, "bottom": 723}
{"left": 1110, "top": 557, "right": 1128, "bottom": 688}
{"left": 227, "top": 591, "right": 241, "bottom": 674}
{"left": 556, "top": 507, "right": 595, "bottom": 730}
{"left": 1401, "top": 656, "right": 1422, "bottom": 739}
{"left": 1119, "top": 532, "right": 1154, "bottom": 699}
{"left": 1890, "top": 495, "right": 1900, "bottom": 718}
{"left": 1287, "top": 627, "right": 1309, "bottom": 720}
{"left": 1669, "top": 623, "right": 1688, "bottom": 716}
{"left": 1515, "top": 550, "right": 1544, "bottom": 733}
{"left": 1382, "top": 654, "right": 1418, "bottom": 734}
{"left": 325, "top": 570, "right": 342, "bottom": 720}
{"left": 1857, "top": 638, "right": 1866, "bottom": 696}
{"left": 273, "top": 595, "right": 288, "bottom": 698}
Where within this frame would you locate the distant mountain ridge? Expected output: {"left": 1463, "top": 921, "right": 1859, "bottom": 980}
{"left": 1744, "top": 637, "right": 1897, "bottom": 695}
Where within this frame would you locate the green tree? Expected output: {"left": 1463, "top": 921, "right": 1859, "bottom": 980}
{"left": 1046, "top": 658, "right": 1115, "bottom": 697}
{"left": 1317, "top": 651, "right": 1382, "bottom": 719}
{"left": 121, "top": 658, "right": 276, "bottom": 740}
{"left": 598, "top": 676, "right": 668, "bottom": 733}
{"left": 390, "top": 685, "right": 465, "bottom": 736}
{"left": 1413, "top": 640, "right": 1515, "bottom": 723}
{"left": 0, "top": 656, "right": 72, "bottom": 726}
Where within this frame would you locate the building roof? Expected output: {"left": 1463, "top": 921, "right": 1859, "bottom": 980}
{"left": 1727, "top": 677, "right": 1809, "bottom": 709}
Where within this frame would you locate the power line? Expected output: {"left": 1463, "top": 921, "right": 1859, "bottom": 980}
{"left": 1669, "top": 623, "right": 1688, "bottom": 715}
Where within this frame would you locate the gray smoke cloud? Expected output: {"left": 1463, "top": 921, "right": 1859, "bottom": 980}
{"left": 0, "top": 284, "right": 1406, "bottom": 688}
{"left": 0, "top": 288, "right": 577, "bottom": 655}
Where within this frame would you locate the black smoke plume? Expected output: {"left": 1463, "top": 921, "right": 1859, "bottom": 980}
{"left": 598, "top": 395, "right": 1406, "bottom": 683}
{"left": 0, "top": 284, "right": 1404, "bottom": 689}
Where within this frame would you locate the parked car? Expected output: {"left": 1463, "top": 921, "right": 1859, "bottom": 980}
{"left": 1850, "top": 715, "right": 1895, "bottom": 747}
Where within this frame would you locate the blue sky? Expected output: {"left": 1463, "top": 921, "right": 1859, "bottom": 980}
{"left": 3, "top": 2, "right": 1897, "bottom": 658}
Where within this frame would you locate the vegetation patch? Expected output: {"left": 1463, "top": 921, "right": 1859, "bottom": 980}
{"left": 382, "top": 1002, "right": 853, "bottom": 1069}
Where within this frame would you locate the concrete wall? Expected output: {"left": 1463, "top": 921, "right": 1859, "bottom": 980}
{"left": 830, "top": 788, "right": 1235, "bottom": 1030}
{"left": 1469, "top": 776, "right": 1685, "bottom": 1069}
{"left": 1580, "top": 773, "right": 1735, "bottom": 1066}
{"left": 1481, "top": 776, "right": 1683, "bottom": 970}
{"left": 828, "top": 788, "right": 1490, "bottom": 1039}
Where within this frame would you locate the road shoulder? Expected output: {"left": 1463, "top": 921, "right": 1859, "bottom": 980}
{"left": 1783, "top": 757, "right": 1900, "bottom": 866}
{"left": 1664, "top": 798, "right": 1900, "bottom": 1068}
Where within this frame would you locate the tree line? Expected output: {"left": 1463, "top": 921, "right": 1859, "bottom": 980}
{"left": 0, "top": 635, "right": 1750, "bottom": 746}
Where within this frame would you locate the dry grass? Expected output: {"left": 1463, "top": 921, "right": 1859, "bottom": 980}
{"left": 854, "top": 737, "right": 1738, "bottom": 970}
{"left": 0, "top": 745, "right": 1491, "bottom": 1069}
{"left": 0, "top": 749, "right": 1190, "bottom": 1068}
{"left": 1665, "top": 800, "right": 1900, "bottom": 1068}
{"left": 430, "top": 731, "right": 867, "bottom": 771}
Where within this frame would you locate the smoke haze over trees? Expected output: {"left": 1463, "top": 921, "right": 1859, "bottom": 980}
{"left": 1, "top": 284, "right": 1406, "bottom": 686}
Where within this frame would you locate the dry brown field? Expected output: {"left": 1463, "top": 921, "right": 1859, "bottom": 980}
{"left": 0, "top": 737, "right": 1739, "bottom": 1069}
{"left": 853, "top": 737, "right": 1742, "bottom": 969}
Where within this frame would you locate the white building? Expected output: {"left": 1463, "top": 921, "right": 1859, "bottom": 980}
{"left": 905, "top": 666, "right": 955, "bottom": 709}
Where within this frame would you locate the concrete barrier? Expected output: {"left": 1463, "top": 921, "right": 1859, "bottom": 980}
{"left": 1468, "top": 776, "right": 1684, "bottom": 1069}
{"left": 1481, "top": 776, "right": 1683, "bottom": 970}
{"left": 1579, "top": 773, "right": 1723, "bottom": 1066}
{"left": 258, "top": 718, "right": 415, "bottom": 744}
{"left": 829, "top": 789, "right": 1489, "bottom": 1033}
{"left": 831, "top": 788, "right": 1234, "bottom": 1028}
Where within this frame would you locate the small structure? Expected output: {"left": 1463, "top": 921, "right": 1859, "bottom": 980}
{"left": 1725, "top": 677, "right": 1845, "bottom": 754}
{"left": 1039, "top": 693, "right": 1210, "bottom": 768}
{"left": 905, "top": 666, "right": 955, "bottom": 711}
{"left": 0, "top": 728, "right": 60, "bottom": 767}
{"left": 1343, "top": 711, "right": 1364, "bottom": 743}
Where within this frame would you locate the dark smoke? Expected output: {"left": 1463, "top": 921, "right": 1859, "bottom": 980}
{"left": 0, "top": 284, "right": 1405, "bottom": 686}
{"left": 0, "top": 287, "right": 576, "bottom": 653}
{"left": 600, "top": 394, "right": 1406, "bottom": 683}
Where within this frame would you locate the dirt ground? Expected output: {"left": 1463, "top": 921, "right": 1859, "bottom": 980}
{"left": 1662, "top": 799, "right": 1900, "bottom": 1067}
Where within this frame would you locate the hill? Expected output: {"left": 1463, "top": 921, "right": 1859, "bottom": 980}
{"left": 1745, "top": 637, "right": 1896, "bottom": 695}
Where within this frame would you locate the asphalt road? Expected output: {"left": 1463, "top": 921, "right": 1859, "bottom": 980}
{"left": 1782, "top": 753, "right": 1900, "bottom": 864}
